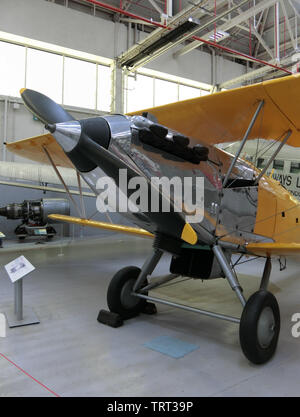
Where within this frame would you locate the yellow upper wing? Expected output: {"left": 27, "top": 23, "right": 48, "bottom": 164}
{"left": 129, "top": 74, "right": 300, "bottom": 147}
{"left": 7, "top": 74, "right": 300, "bottom": 168}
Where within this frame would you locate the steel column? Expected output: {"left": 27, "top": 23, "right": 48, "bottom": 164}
{"left": 3, "top": 98, "right": 8, "bottom": 161}
{"left": 15, "top": 280, "right": 23, "bottom": 321}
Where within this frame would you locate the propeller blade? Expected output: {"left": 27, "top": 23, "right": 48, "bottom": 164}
{"left": 20, "top": 89, "right": 75, "bottom": 125}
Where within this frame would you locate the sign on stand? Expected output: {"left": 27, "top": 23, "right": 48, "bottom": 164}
{"left": 4, "top": 256, "right": 40, "bottom": 328}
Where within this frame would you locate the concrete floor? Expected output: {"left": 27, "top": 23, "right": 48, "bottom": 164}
{"left": 0, "top": 235, "right": 300, "bottom": 397}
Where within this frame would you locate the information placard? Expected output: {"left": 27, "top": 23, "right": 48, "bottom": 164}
{"left": 4, "top": 256, "right": 35, "bottom": 283}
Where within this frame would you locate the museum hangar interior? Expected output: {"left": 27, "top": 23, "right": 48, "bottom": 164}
{"left": 1, "top": 0, "right": 300, "bottom": 397}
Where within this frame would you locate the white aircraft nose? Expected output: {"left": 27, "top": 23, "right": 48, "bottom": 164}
{"left": 47, "top": 121, "right": 82, "bottom": 153}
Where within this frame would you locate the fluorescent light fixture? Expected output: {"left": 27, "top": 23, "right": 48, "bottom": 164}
{"left": 121, "top": 17, "right": 201, "bottom": 69}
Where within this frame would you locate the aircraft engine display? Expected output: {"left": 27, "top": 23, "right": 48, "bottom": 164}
{"left": 0, "top": 198, "right": 70, "bottom": 239}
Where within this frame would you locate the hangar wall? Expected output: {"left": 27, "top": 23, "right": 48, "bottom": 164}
{"left": 0, "top": 0, "right": 246, "bottom": 85}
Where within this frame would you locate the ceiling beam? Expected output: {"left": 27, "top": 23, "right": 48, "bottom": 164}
{"left": 147, "top": 0, "right": 164, "bottom": 15}
{"left": 118, "top": 0, "right": 249, "bottom": 70}
{"left": 230, "top": 0, "right": 274, "bottom": 59}
{"left": 238, "top": 22, "right": 274, "bottom": 59}
{"left": 279, "top": 0, "right": 297, "bottom": 50}
{"left": 219, "top": 54, "right": 296, "bottom": 89}
{"left": 258, "top": 36, "right": 300, "bottom": 60}
{"left": 254, "top": 8, "right": 270, "bottom": 57}
{"left": 173, "top": 0, "right": 278, "bottom": 58}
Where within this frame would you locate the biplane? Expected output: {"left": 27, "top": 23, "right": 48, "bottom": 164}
{"left": 7, "top": 74, "right": 300, "bottom": 364}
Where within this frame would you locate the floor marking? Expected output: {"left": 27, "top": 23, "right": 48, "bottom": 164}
{"left": 0, "top": 353, "right": 60, "bottom": 397}
{"left": 144, "top": 336, "right": 199, "bottom": 358}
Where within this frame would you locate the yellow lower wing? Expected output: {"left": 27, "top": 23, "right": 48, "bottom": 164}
{"left": 48, "top": 214, "right": 154, "bottom": 238}
{"left": 49, "top": 214, "right": 198, "bottom": 244}
{"left": 246, "top": 242, "right": 300, "bottom": 257}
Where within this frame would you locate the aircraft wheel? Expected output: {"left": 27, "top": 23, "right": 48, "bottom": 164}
{"left": 107, "top": 266, "right": 147, "bottom": 319}
{"left": 239, "top": 290, "right": 280, "bottom": 365}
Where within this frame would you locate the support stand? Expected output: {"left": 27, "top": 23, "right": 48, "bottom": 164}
{"left": 5, "top": 279, "right": 40, "bottom": 328}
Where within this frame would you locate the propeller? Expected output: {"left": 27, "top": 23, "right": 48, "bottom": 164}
{"left": 20, "top": 89, "right": 75, "bottom": 125}
{"left": 20, "top": 88, "right": 111, "bottom": 172}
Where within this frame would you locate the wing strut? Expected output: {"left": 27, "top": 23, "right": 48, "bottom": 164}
{"left": 42, "top": 145, "right": 83, "bottom": 218}
{"left": 254, "top": 130, "right": 292, "bottom": 184}
{"left": 223, "top": 100, "right": 264, "bottom": 187}
{"left": 76, "top": 170, "right": 86, "bottom": 219}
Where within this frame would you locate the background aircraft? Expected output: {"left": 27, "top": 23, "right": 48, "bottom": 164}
{"left": 220, "top": 140, "right": 300, "bottom": 200}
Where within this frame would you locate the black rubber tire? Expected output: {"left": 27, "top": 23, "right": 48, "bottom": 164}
{"left": 239, "top": 290, "right": 280, "bottom": 365}
{"left": 107, "top": 266, "right": 147, "bottom": 319}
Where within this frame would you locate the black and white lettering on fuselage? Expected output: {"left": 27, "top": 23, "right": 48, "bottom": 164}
{"left": 267, "top": 171, "right": 300, "bottom": 199}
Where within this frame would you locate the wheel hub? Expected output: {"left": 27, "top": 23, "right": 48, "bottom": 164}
{"left": 120, "top": 278, "right": 140, "bottom": 309}
{"left": 257, "top": 306, "right": 275, "bottom": 348}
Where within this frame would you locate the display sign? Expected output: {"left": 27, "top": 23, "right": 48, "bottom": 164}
{"left": 4, "top": 256, "right": 35, "bottom": 283}
{"left": 34, "top": 228, "right": 47, "bottom": 236}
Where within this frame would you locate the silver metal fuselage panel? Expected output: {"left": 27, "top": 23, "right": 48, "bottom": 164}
{"left": 90, "top": 114, "right": 263, "bottom": 245}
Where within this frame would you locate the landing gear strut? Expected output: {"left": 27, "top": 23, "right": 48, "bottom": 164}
{"left": 101, "top": 241, "right": 280, "bottom": 365}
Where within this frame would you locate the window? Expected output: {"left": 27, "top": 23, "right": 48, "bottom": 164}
{"left": 257, "top": 158, "right": 265, "bottom": 168}
{"left": 125, "top": 70, "right": 210, "bottom": 112}
{"left": 200, "top": 90, "right": 210, "bottom": 96}
{"left": 273, "top": 160, "right": 284, "bottom": 170}
{"left": 0, "top": 38, "right": 112, "bottom": 111}
{"left": 154, "top": 78, "right": 178, "bottom": 106}
{"left": 97, "top": 65, "right": 111, "bottom": 112}
{"left": 126, "top": 74, "right": 154, "bottom": 112}
{"left": 290, "top": 161, "right": 300, "bottom": 173}
{"left": 179, "top": 85, "right": 200, "bottom": 101}
{"left": 63, "top": 57, "right": 97, "bottom": 109}
{"left": 0, "top": 41, "right": 26, "bottom": 97}
{"left": 26, "top": 48, "right": 63, "bottom": 103}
